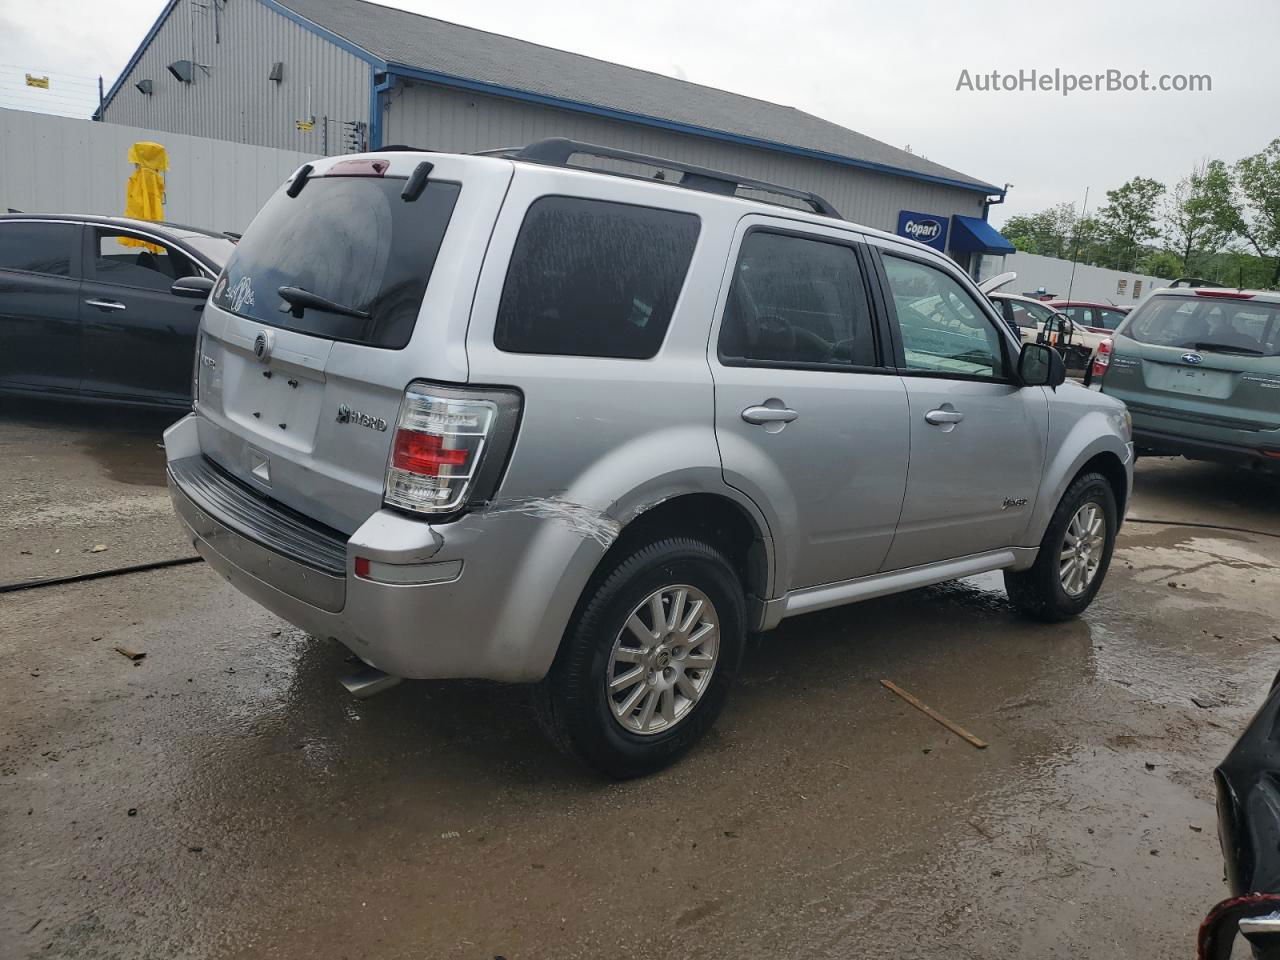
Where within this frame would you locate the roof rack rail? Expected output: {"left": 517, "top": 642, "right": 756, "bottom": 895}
{"left": 480, "top": 138, "right": 842, "bottom": 219}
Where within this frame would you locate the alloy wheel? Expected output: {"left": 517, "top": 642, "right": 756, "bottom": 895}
{"left": 1059, "top": 501, "right": 1106, "bottom": 597}
{"left": 605, "top": 584, "right": 720, "bottom": 736}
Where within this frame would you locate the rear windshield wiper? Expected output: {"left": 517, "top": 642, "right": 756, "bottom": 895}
{"left": 277, "top": 285, "right": 370, "bottom": 321}
{"left": 1191, "top": 340, "right": 1264, "bottom": 356}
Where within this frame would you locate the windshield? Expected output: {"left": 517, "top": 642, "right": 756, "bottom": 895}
{"left": 212, "top": 175, "right": 460, "bottom": 348}
{"left": 1123, "top": 295, "right": 1280, "bottom": 357}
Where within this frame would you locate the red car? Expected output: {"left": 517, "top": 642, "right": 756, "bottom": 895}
{"left": 1046, "top": 300, "right": 1131, "bottom": 335}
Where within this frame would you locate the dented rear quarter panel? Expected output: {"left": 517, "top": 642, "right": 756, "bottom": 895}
{"left": 455, "top": 167, "right": 754, "bottom": 680}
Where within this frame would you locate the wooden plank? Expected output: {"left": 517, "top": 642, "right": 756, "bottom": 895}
{"left": 879, "top": 679, "right": 988, "bottom": 750}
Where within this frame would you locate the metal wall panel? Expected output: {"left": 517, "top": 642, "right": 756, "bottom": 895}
{"left": 978, "top": 251, "right": 1172, "bottom": 302}
{"left": 0, "top": 106, "right": 317, "bottom": 232}
{"left": 384, "top": 82, "right": 989, "bottom": 232}
{"left": 101, "top": 0, "right": 369, "bottom": 152}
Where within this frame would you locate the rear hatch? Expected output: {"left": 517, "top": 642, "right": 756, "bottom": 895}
{"left": 193, "top": 153, "right": 513, "bottom": 533}
{"left": 1102, "top": 291, "right": 1280, "bottom": 445}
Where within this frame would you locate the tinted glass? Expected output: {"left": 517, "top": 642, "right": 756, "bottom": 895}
{"left": 0, "top": 221, "right": 75, "bottom": 276}
{"left": 883, "top": 255, "right": 1005, "bottom": 379}
{"left": 213, "top": 177, "right": 460, "bottom": 349}
{"left": 495, "top": 197, "right": 699, "bottom": 359}
{"left": 92, "top": 229, "right": 197, "bottom": 291}
{"left": 1124, "top": 295, "right": 1280, "bottom": 357}
{"left": 719, "top": 231, "right": 875, "bottom": 367}
{"left": 1097, "top": 308, "right": 1127, "bottom": 329}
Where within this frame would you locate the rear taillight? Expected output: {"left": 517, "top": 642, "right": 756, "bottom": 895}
{"left": 383, "top": 383, "right": 521, "bottom": 516}
{"left": 1091, "top": 338, "right": 1113, "bottom": 381}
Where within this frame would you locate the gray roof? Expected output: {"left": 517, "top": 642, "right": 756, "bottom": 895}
{"left": 273, "top": 0, "right": 1000, "bottom": 194}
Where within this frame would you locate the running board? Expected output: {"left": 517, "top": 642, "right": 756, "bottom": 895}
{"left": 777, "top": 548, "right": 1030, "bottom": 622}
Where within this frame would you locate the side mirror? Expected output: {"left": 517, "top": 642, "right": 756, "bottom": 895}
{"left": 171, "top": 276, "right": 215, "bottom": 300}
{"left": 1019, "top": 342, "right": 1066, "bottom": 387}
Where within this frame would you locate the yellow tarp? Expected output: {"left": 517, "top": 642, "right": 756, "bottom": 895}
{"left": 121, "top": 141, "right": 167, "bottom": 250}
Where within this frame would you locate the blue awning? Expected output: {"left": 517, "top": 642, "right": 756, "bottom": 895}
{"left": 950, "top": 215, "right": 1016, "bottom": 255}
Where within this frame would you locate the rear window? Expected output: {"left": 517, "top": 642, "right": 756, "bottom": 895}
{"left": 1123, "top": 295, "right": 1280, "bottom": 357}
{"left": 212, "top": 175, "right": 460, "bottom": 349}
{"left": 495, "top": 196, "right": 699, "bottom": 359}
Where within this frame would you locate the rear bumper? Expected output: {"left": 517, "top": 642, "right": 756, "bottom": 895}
{"left": 164, "top": 414, "right": 606, "bottom": 682}
{"left": 1133, "top": 425, "right": 1280, "bottom": 470}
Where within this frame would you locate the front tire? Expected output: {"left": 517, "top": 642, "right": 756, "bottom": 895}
{"left": 1004, "top": 471, "right": 1117, "bottom": 622}
{"left": 536, "top": 538, "right": 746, "bottom": 779}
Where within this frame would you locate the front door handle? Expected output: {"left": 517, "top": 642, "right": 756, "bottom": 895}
{"left": 925, "top": 408, "right": 964, "bottom": 425}
{"left": 85, "top": 298, "right": 127, "bottom": 311}
{"left": 742, "top": 405, "right": 799, "bottom": 425}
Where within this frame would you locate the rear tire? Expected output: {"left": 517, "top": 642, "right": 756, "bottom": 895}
{"left": 1004, "top": 471, "right": 1117, "bottom": 622}
{"left": 536, "top": 537, "right": 745, "bottom": 779}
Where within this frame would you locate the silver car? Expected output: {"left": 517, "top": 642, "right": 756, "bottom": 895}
{"left": 166, "top": 139, "right": 1133, "bottom": 777}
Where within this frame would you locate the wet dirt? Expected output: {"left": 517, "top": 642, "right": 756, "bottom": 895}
{"left": 0, "top": 401, "right": 188, "bottom": 584}
{"left": 2, "top": 408, "right": 1279, "bottom": 959}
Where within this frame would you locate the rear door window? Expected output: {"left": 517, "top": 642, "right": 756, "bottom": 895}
{"left": 0, "top": 221, "right": 77, "bottom": 277}
{"left": 212, "top": 176, "right": 460, "bottom": 349}
{"left": 91, "top": 228, "right": 199, "bottom": 291}
{"left": 1063, "top": 305, "right": 1096, "bottom": 327}
{"left": 495, "top": 196, "right": 699, "bottom": 359}
{"left": 718, "top": 230, "right": 877, "bottom": 368}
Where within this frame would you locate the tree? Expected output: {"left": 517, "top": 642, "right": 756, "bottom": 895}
{"left": 1163, "top": 160, "right": 1235, "bottom": 275}
{"left": 1000, "top": 203, "right": 1080, "bottom": 259}
{"left": 1233, "top": 139, "right": 1280, "bottom": 286}
{"left": 1139, "top": 249, "right": 1182, "bottom": 279}
{"left": 1095, "top": 177, "right": 1166, "bottom": 271}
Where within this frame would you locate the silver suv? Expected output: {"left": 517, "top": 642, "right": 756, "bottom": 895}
{"left": 166, "top": 140, "right": 1133, "bottom": 777}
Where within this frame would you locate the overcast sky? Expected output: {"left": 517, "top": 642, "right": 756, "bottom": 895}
{"left": 2, "top": 0, "right": 1277, "bottom": 223}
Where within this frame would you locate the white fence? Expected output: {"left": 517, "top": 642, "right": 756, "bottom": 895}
{"left": 0, "top": 107, "right": 318, "bottom": 234}
{"left": 978, "top": 250, "right": 1172, "bottom": 305}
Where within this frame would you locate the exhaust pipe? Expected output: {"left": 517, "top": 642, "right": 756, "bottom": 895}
{"left": 339, "top": 663, "right": 402, "bottom": 699}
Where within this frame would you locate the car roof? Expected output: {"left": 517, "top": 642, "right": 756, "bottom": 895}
{"left": 323, "top": 149, "right": 960, "bottom": 266}
{"left": 0, "top": 212, "right": 228, "bottom": 240}
{"left": 991, "top": 292, "right": 1062, "bottom": 308}
{"left": 1048, "top": 299, "right": 1130, "bottom": 310}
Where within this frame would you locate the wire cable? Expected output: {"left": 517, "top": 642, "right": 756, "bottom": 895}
{"left": 0, "top": 556, "right": 203, "bottom": 595}
{"left": 1126, "top": 517, "right": 1280, "bottom": 541}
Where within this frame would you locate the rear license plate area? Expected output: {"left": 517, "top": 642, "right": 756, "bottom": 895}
{"left": 1146, "top": 364, "right": 1232, "bottom": 399}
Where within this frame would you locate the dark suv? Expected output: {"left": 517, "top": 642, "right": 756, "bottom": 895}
{"left": 0, "top": 214, "right": 234, "bottom": 408}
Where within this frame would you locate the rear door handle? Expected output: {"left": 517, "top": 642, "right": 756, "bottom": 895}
{"left": 925, "top": 408, "right": 964, "bottom": 425}
{"left": 742, "top": 405, "right": 799, "bottom": 425}
{"left": 85, "top": 298, "right": 127, "bottom": 311}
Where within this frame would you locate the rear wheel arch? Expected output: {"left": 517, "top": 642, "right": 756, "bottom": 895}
{"left": 577, "top": 493, "right": 771, "bottom": 634}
